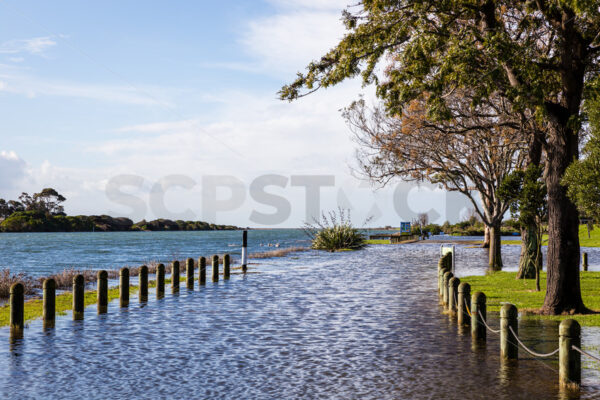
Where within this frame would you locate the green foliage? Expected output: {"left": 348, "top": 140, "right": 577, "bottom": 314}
{"left": 499, "top": 165, "right": 547, "bottom": 228}
{"left": 0, "top": 211, "right": 94, "bottom": 232}
{"left": 563, "top": 98, "right": 600, "bottom": 221}
{"left": 303, "top": 209, "right": 366, "bottom": 251}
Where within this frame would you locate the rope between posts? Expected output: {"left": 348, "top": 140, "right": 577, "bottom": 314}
{"left": 478, "top": 310, "right": 501, "bottom": 334}
{"left": 463, "top": 298, "right": 472, "bottom": 317}
{"left": 572, "top": 345, "right": 600, "bottom": 363}
{"left": 508, "top": 326, "right": 559, "bottom": 358}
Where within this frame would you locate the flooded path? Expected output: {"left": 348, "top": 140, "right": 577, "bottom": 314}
{"left": 0, "top": 242, "right": 599, "bottom": 399}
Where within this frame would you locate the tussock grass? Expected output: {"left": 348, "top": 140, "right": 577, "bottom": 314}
{"left": 462, "top": 271, "right": 600, "bottom": 326}
{"left": 249, "top": 247, "right": 308, "bottom": 259}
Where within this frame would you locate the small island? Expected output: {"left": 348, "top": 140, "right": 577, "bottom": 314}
{"left": 0, "top": 188, "right": 239, "bottom": 232}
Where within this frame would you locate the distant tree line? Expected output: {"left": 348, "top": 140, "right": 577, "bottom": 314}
{"left": 0, "top": 188, "right": 239, "bottom": 232}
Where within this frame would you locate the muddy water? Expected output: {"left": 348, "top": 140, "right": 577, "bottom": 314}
{"left": 0, "top": 241, "right": 599, "bottom": 399}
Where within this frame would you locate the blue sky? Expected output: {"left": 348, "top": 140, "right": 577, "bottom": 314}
{"left": 0, "top": 0, "right": 465, "bottom": 227}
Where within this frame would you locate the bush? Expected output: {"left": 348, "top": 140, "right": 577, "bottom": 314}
{"left": 303, "top": 209, "right": 366, "bottom": 251}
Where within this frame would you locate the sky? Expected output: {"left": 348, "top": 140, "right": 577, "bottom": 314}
{"left": 0, "top": 0, "right": 471, "bottom": 227}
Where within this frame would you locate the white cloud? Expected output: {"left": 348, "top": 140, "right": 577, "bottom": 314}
{"left": 0, "top": 36, "right": 57, "bottom": 55}
{"left": 241, "top": 8, "right": 347, "bottom": 75}
{"left": 0, "top": 70, "right": 173, "bottom": 106}
{"left": 0, "top": 151, "right": 27, "bottom": 189}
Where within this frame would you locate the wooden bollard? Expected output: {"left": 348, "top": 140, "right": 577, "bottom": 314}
{"left": 442, "top": 271, "right": 453, "bottom": 306}
{"left": 97, "top": 270, "right": 108, "bottom": 314}
{"left": 42, "top": 278, "right": 56, "bottom": 329}
{"left": 186, "top": 258, "right": 194, "bottom": 290}
{"left": 437, "top": 258, "right": 445, "bottom": 293}
{"left": 448, "top": 277, "right": 460, "bottom": 314}
{"left": 157, "top": 263, "right": 165, "bottom": 298}
{"left": 457, "top": 282, "right": 471, "bottom": 326}
{"left": 139, "top": 265, "right": 148, "bottom": 301}
{"left": 120, "top": 267, "right": 129, "bottom": 307}
{"left": 73, "top": 274, "right": 85, "bottom": 320}
{"left": 582, "top": 252, "right": 588, "bottom": 272}
{"left": 212, "top": 255, "right": 219, "bottom": 282}
{"left": 559, "top": 319, "right": 581, "bottom": 388}
{"left": 172, "top": 261, "right": 180, "bottom": 293}
{"left": 9, "top": 283, "right": 24, "bottom": 336}
{"left": 224, "top": 254, "right": 230, "bottom": 280}
{"left": 500, "top": 303, "right": 518, "bottom": 360}
{"left": 198, "top": 257, "right": 206, "bottom": 285}
{"left": 471, "top": 292, "right": 486, "bottom": 342}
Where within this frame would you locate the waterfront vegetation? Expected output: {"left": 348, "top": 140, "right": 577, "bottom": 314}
{"left": 0, "top": 189, "right": 238, "bottom": 232}
{"left": 462, "top": 271, "right": 600, "bottom": 327}
{"left": 303, "top": 209, "right": 366, "bottom": 251}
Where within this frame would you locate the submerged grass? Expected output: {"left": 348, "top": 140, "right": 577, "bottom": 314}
{"left": 462, "top": 271, "right": 600, "bottom": 326}
{"left": 249, "top": 247, "right": 308, "bottom": 259}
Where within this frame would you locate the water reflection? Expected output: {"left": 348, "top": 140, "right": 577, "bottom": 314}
{"left": 0, "top": 243, "right": 598, "bottom": 398}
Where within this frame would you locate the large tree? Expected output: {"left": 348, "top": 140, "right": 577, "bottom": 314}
{"left": 344, "top": 92, "right": 528, "bottom": 269}
{"left": 281, "top": 1, "right": 600, "bottom": 315}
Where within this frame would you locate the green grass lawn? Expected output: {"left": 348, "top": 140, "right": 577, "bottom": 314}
{"left": 502, "top": 224, "right": 600, "bottom": 247}
{"left": 462, "top": 271, "right": 600, "bottom": 326}
{"left": 365, "top": 239, "right": 391, "bottom": 245}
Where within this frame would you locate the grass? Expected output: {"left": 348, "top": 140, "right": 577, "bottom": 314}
{"left": 365, "top": 239, "right": 391, "bottom": 245}
{"left": 249, "top": 247, "right": 308, "bottom": 259}
{"left": 462, "top": 271, "right": 600, "bottom": 326}
{"left": 501, "top": 224, "right": 600, "bottom": 247}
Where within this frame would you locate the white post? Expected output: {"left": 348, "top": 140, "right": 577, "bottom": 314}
{"left": 241, "top": 230, "right": 248, "bottom": 273}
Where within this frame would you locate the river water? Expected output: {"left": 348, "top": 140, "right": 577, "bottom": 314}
{"left": 0, "top": 232, "right": 599, "bottom": 399}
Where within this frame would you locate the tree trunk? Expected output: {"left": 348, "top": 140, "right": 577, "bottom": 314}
{"left": 481, "top": 226, "right": 490, "bottom": 248}
{"left": 516, "top": 223, "right": 540, "bottom": 279}
{"left": 488, "top": 222, "right": 503, "bottom": 271}
{"left": 541, "top": 121, "right": 586, "bottom": 314}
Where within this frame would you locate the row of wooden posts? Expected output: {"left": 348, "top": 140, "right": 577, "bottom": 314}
{"left": 9, "top": 254, "right": 232, "bottom": 337}
{"left": 437, "top": 253, "right": 582, "bottom": 390}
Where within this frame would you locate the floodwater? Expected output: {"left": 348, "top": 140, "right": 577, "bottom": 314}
{"left": 0, "top": 233, "right": 599, "bottom": 399}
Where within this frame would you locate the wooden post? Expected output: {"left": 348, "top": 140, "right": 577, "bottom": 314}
{"left": 559, "top": 319, "right": 581, "bottom": 389}
{"left": 442, "top": 271, "right": 453, "bottom": 306}
{"left": 42, "top": 278, "right": 56, "bottom": 329}
{"left": 500, "top": 303, "right": 518, "bottom": 360}
{"left": 157, "top": 263, "right": 165, "bottom": 298}
{"left": 471, "top": 291, "right": 486, "bottom": 342}
{"left": 242, "top": 230, "right": 248, "bottom": 273}
{"left": 448, "top": 277, "right": 460, "bottom": 314}
{"left": 582, "top": 252, "right": 588, "bottom": 272}
{"left": 139, "top": 265, "right": 148, "bottom": 302}
{"left": 198, "top": 257, "right": 206, "bottom": 285}
{"left": 97, "top": 270, "right": 108, "bottom": 314}
{"left": 437, "top": 258, "right": 445, "bottom": 294}
{"left": 212, "top": 255, "right": 219, "bottom": 282}
{"left": 438, "top": 267, "right": 449, "bottom": 301}
{"left": 186, "top": 258, "right": 194, "bottom": 289}
{"left": 73, "top": 274, "right": 85, "bottom": 320}
{"left": 172, "top": 261, "right": 180, "bottom": 293}
{"left": 120, "top": 267, "right": 129, "bottom": 307}
{"left": 224, "top": 254, "right": 230, "bottom": 280}
{"left": 9, "top": 283, "right": 24, "bottom": 336}
{"left": 457, "top": 282, "right": 471, "bottom": 326}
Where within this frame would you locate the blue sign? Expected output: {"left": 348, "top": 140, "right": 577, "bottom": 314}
{"left": 400, "top": 222, "right": 411, "bottom": 233}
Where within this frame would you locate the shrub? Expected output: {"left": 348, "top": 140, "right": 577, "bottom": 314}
{"left": 303, "top": 209, "right": 366, "bottom": 251}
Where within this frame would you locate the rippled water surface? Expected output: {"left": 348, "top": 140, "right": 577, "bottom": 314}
{"left": 0, "top": 233, "right": 600, "bottom": 399}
